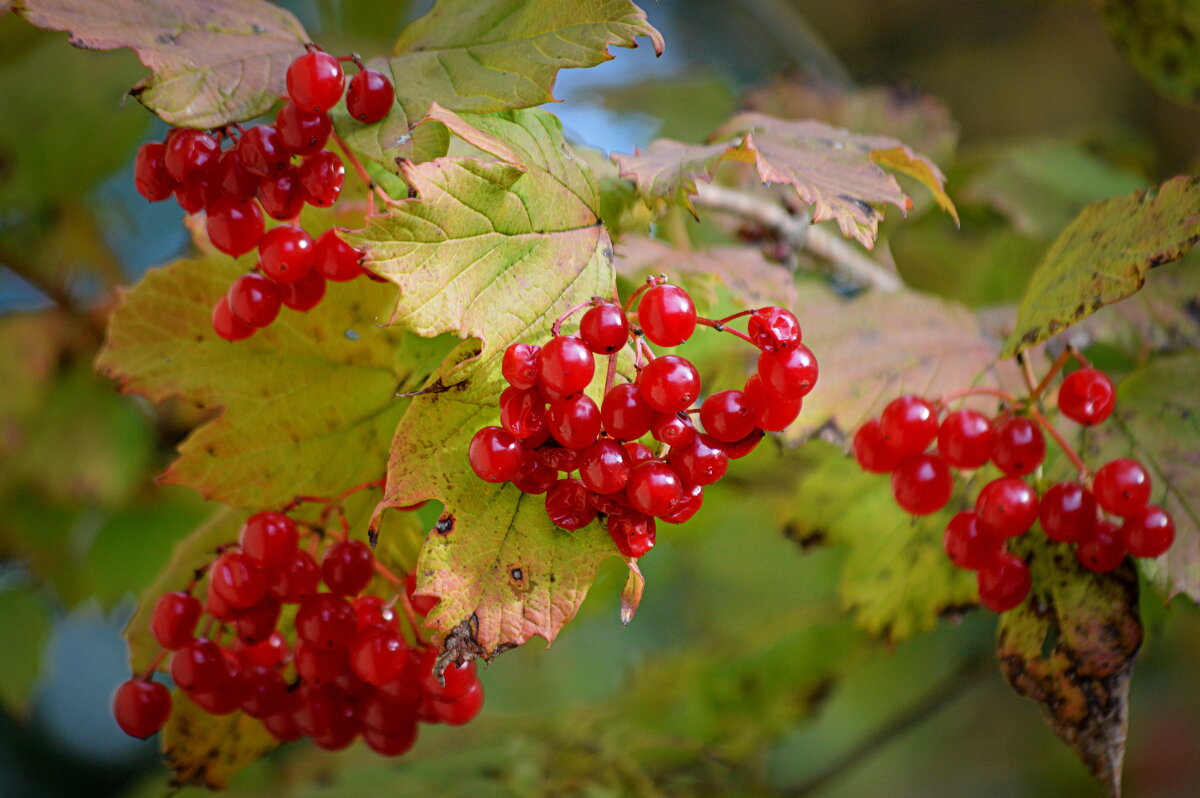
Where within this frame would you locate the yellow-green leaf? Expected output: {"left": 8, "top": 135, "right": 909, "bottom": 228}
{"left": 1098, "top": 0, "right": 1200, "bottom": 106}
{"left": 162, "top": 691, "right": 277, "bottom": 790}
{"left": 0, "top": 586, "right": 50, "bottom": 717}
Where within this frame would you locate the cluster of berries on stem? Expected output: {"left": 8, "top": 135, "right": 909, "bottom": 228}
{"left": 468, "top": 278, "right": 818, "bottom": 559}
{"left": 111, "top": 481, "right": 482, "bottom": 755}
{"left": 852, "top": 350, "right": 1174, "bottom": 612}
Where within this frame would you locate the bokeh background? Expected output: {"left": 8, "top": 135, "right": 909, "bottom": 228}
{"left": 2, "top": 1, "right": 1199, "bottom": 796}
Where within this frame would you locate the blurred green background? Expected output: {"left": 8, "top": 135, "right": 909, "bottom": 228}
{"left": 2, "top": 1, "right": 1199, "bottom": 796}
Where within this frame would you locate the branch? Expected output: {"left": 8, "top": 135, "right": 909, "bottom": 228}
{"left": 690, "top": 182, "right": 903, "bottom": 293}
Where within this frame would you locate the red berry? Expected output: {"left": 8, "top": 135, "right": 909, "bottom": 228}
{"left": 350, "top": 626, "right": 411, "bottom": 686}
{"left": 353, "top": 595, "right": 395, "bottom": 630}
{"left": 294, "top": 641, "right": 347, "bottom": 684}
{"left": 112, "top": 679, "right": 171, "bottom": 739}
{"left": 468, "top": 426, "right": 523, "bottom": 483}
{"left": 1076, "top": 520, "right": 1127, "bottom": 572}
{"left": 626, "top": 461, "right": 683, "bottom": 517}
{"left": 214, "top": 150, "right": 259, "bottom": 198}
{"left": 743, "top": 373, "right": 802, "bottom": 431}
{"left": 237, "top": 125, "right": 289, "bottom": 177}
{"left": 625, "top": 441, "right": 654, "bottom": 465}
{"left": 298, "top": 150, "right": 345, "bottom": 207}
{"left": 639, "top": 355, "right": 701, "bottom": 413}
{"left": 258, "top": 225, "right": 316, "bottom": 284}
{"left": 879, "top": 395, "right": 938, "bottom": 458}
{"left": 233, "top": 595, "right": 281, "bottom": 644}
{"left": 936, "top": 409, "right": 993, "bottom": 469}
{"left": 228, "top": 273, "right": 282, "bottom": 328}
{"left": 546, "top": 394, "right": 602, "bottom": 449}
{"left": 210, "top": 550, "right": 268, "bottom": 609}
{"left": 205, "top": 196, "right": 264, "bottom": 257}
{"left": 211, "top": 297, "right": 255, "bottom": 341}
{"left": 990, "top": 417, "right": 1045, "bottom": 476}
{"left": 151, "top": 592, "right": 202, "bottom": 650}
{"left": 977, "top": 552, "right": 1031, "bottom": 612}
{"left": 890, "top": 454, "right": 953, "bottom": 515}
{"left": 433, "top": 681, "right": 485, "bottom": 726}
{"left": 1121, "top": 505, "right": 1175, "bottom": 558}
{"left": 416, "top": 647, "right": 479, "bottom": 702}
{"left": 651, "top": 410, "right": 696, "bottom": 447}
{"left": 275, "top": 101, "right": 332, "bottom": 156}
{"left": 1038, "top": 482, "right": 1097, "bottom": 543}
{"left": 536, "top": 445, "right": 580, "bottom": 473}
{"left": 405, "top": 572, "right": 439, "bottom": 616}
{"left": 314, "top": 229, "right": 364, "bottom": 281}
{"left": 660, "top": 483, "right": 704, "bottom": 524}
{"left": 164, "top": 128, "right": 219, "bottom": 182}
{"left": 286, "top": 50, "right": 346, "bottom": 113}
{"left": 236, "top": 630, "right": 290, "bottom": 670}
{"left": 346, "top": 69, "right": 396, "bottom": 123}
{"left": 270, "top": 549, "right": 322, "bottom": 603}
{"left": 607, "top": 512, "right": 656, "bottom": 558}
{"left": 296, "top": 684, "right": 358, "bottom": 749}
{"left": 975, "top": 477, "right": 1039, "bottom": 539}
{"left": 747, "top": 306, "right": 801, "bottom": 352}
{"left": 499, "top": 386, "right": 546, "bottom": 441}
{"left": 667, "top": 435, "right": 728, "bottom": 486}
{"left": 578, "top": 438, "right": 633, "bottom": 494}
{"left": 189, "top": 686, "right": 243, "bottom": 716}
{"left": 170, "top": 639, "right": 231, "bottom": 693}
{"left": 262, "top": 698, "right": 304, "bottom": 742}
{"left": 1058, "top": 368, "right": 1115, "bottom": 426}
{"left": 279, "top": 268, "right": 326, "bottom": 311}
{"left": 756, "top": 344, "right": 818, "bottom": 400}
{"left": 601, "top": 382, "right": 655, "bottom": 440}
{"left": 174, "top": 172, "right": 210, "bottom": 213}
{"left": 638, "top": 284, "right": 696, "bottom": 346}
{"left": 580, "top": 302, "right": 629, "bottom": 354}
{"left": 943, "top": 511, "right": 1003, "bottom": 570}
{"left": 545, "top": 478, "right": 597, "bottom": 530}
{"left": 296, "top": 593, "right": 358, "bottom": 649}
{"left": 134, "top": 142, "right": 176, "bottom": 201}
{"left": 539, "top": 335, "right": 595, "bottom": 397}
{"left": 852, "top": 419, "right": 901, "bottom": 474}
{"left": 705, "top": 428, "right": 762, "bottom": 460}
{"left": 239, "top": 664, "right": 289, "bottom": 717}
{"left": 322, "top": 540, "right": 374, "bottom": 596}
{"left": 1093, "top": 458, "right": 1152, "bottom": 517}
{"left": 511, "top": 450, "right": 558, "bottom": 494}
{"left": 502, "top": 343, "right": 541, "bottom": 389}
{"left": 240, "top": 512, "right": 299, "bottom": 569}
{"left": 257, "top": 166, "right": 304, "bottom": 220}
{"left": 699, "top": 389, "right": 759, "bottom": 443}
{"left": 363, "top": 723, "right": 418, "bottom": 757}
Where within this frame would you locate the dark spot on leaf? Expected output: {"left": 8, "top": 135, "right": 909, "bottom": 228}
{"left": 510, "top": 567, "right": 523, "bottom": 581}
{"left": 782, "top": 523, "right": 826, "bottom": 550}
{"left": 435, "top": 515, "right": 454, "bottom": 535}
{"left": 155, "top": 32, "right": 179, "bottom": 46}
{"left": 838, "top": 194, "right": 876, "bottom": 218}
{"left": 251, "top": 24, "right": 266, "bottom": 34}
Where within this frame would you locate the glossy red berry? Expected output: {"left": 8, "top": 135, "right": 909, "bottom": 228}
{"left": 990, "top": 417, "right": 1045, "bottom": 476}
{"left": 237, "top": 125, "right": 290, "bottom": 177}
{"left": 294, "top": 642, "right": 346, "bottom": 685}
{"left": 214, "top": 150, "right": 259, "bottom": 198}
{"left": 275, "top": 101, "right": 332, "bottom": 156}
{"left": 279, "top": 268, "right": 326, "bottom": 311}
{"left": 151, "top": 592, "right": 202, "bottom": 649}
{"left": 747, "top": 306, "right": 801, "bottom": 352}
{"left": 937, "top": 409, "right": 993, "bottom": 469}
{"left": 164, "top": 128, "right": 219, "bottom": 182}
{"left": 578, "top": 438, "right": 633, "bottom": 494}
{"left": 536, "top": 445, "right": 580, "bottom": 473}
{"left": 228, "top": 273, "right": 282, "bottom": 328}
{"left": 296, "top": 593, "right": 358, "bottom": 649}
{"left": 403, "top": 571, "right": 439, "bottom": 617}
{"left": 545, "top": 478, "right": 597, "bottom": 530}
{"left": 667, "top": 435, "right": 729, "bottom": 486}
{"left": 625, "top": 441, "right": 654, "bottom": 465}
{"left": 287, "top": 50, "right": 346, "bottom": 113}
{"left": 600, "top": 382, "right": 654, "bottom": 440}
{"left": 210, "top": 550, "right": 268, "bottom": 609}
{"left": 298, "top": 150, "right": 345, "bottom": 207}
{"left": 236, "top": 630, "right": 290, "bottom": 670}
{"left": 1076, "top": 520, "right": 1127, "bottom": 573}
{"left": 434, "top": 681, "right": 485, "bottom": 726}
{"left": 211, "top": 297, "right": 255, "bottom": 341}
{"left": 468, "top": 426, "right": 523, "bottom": 483}
{"left": 879, "top": 395, "right": 938, "bottom": 458}
{"left": 1093, "top": 458, "right": 1152, "bottom": 517}
{"left": 270, "top": 549, "right": 322, "bottom": 603}
{"left": 546, "top": 394, "right": 602, "bottom": 450}
{"left": 890, "top": 454, "right": 953, "bottom": 515}
{"left": 977, "top": 552, "right": 1031, "bottom": 612}
{"left": 626, "top": 461, "right": 683, "bottom": 517}
{"left": 258, "top": 225, "right": 315, "bottom": 283}
{"left": 322, "top": 540, "right": 374, "bottom": 596}
{"left": 346, "top": 69, "right": 395, "bottom": 123}
{"left": 1038, "top": 482, "right": 1097, "bottom": 543}
{"left": 240, "top": 512, "right": 298, "bottom": 568}
{"left": 607, "top": 512, "right": 656, "bottom": 558}
{"left": 257, "top": 167, "right": 305, "bottom": 220}
{"left": 743, "top": 373, "right": 802, "bottom": 432}
{"left": 512, "top": 450, "right": 559, "bottom": 494}
{"left": 239, "top": 664, "right": 289, "bottom": 717}
{"left": 349, "top": 626, "right": 411, "bottom": 686}
{"left": 637, "top": 284, "right": 696, "bottom": 346}
{"left": 852, "top": 419, "right": 901, "bottom": 474}
{"left": 539, "top": 335, "right": 595, "bottom": 397}
{"left": 362, "top": 721, "right": 418, "bottom": 757}
{"left": 205, "top": 196, "right": 264, "bottom": 257}
{"left": 502, "top": 343, "right": 541, "bottom": 389}
{"left": 580, "top": 302, "right": 629, "bottom": 354}
{"left": 943, "top": 511, "right": 1003, "bottom": 570}
{"left": 756, "top": 344, "right": 818, "bottom": 400}
{"left": 134, "top": 142, "right": 176, "bottom": 201}
{"left": 650, "top": 411, "right": 695, "bottom": 447}
{"left": 639, "top": 355, "right": 701, "bottom": 414}
{"left": 706, "top": 428, "right": 762, "bottom": 460}
{"left": 1121, "top": 505, "right": 1175, "bottom": 558}
{"left": 174, "top": 173, "right": 210, "bottom": 213}
{"left": 170, "top": 639, "right": 231, "bottom": 692}
{"left": 499, "top": 386, "right": 546, "bottom": 441}
{"left": 660, "top": 483, "right": 704, "bottom": 524}
{"left": 975, "top": 477, "right": 1039, "bottom": 539}
{"left": 1057, "top": 368, "right": 1115, "bottom": 426}
{"left": 699, "top": 389, "right": 759, "bottom": 443}
{"left": 112, "top": 679, "right": 172, "bottom": 739}
{"left": 314, "top": 229, "right": 364, "bottom": 281}
{"left": 234, "top": 595, "right": 282, "bottom": 645}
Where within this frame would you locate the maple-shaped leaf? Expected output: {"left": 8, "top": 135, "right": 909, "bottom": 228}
{"left": 613, "top": 112, "right": 957, "bottom": 249}
{"left": 350, "top": 107, "right": 617, "bottom": 660}
{"left": 998, "top": 534, "right": 1143, "bottom": 798}
{"left": 15, "top": 0, "right": 307, "bottom": 128}
{"left": 95, "top": 255, "right": 455, "bottom": 510}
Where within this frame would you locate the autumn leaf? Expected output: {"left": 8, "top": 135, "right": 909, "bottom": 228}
{"left": 1002, "top": 176, "right": 1200, "bottom": 357}
{"left": 15, "top": 0, "right": 307, "bottom": 128}
{"left": 162, "top": 691, "right": 278, "bottom": 790}
{"left": 998, "top": 534, "right": 1143, "bottom": 798}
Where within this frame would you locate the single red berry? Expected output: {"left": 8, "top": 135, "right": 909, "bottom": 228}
{"left": 520, "top": 422, "right": 552, "bottom": 449}
{"left": 578, "top": 438, "right": 633, "bottom": 494}
{"left": 405, "top": 571, "right": 439, "bottom": 616}
{"left": 1038, "top": 482, "right": 1097, "bottom": 543}
{"left": 237, "top": 125, "right": 290, "bottom": 177}
{"left": 651, "top": 410, "right": 696, "bottom": 447}
{"left": 151, "top": 592, "right": 202, "bottom": 650}
{"left": 363, "top": 723, "right": 418, "bottom": 757}
{"left": 977, "top": 552, "right": 1031, "bottom": 612}
{"left": 879, "top": 395, "right": 938, "bottom": 458}
{"left": 258, "top": 225, "right": 316, "bottom": 284}
{"left": 937, "top": 409, "right": 993, "bottom": 469}
{"left": 134, "top": 142, "right": 176, "bottom": 201}
{"left": 601, "top": 382, "right": 655, "bottom": 440}
{"left": 625, "top": 441, "right": 654, "bottom": 465}
{"left": 257, "top": 167, "right": 305, "bottom": 220}
{"left": 756, "top": 344, "right": 818, "bottom": 400}
{"left": 660, "top": 483, "right": 704, "bottom": 524}
{"left": 626, "top": 461, "right": 683, "bottom": 517}
{"left": 164, "top": 128, "right": 219, "bottom": 182}
{"left": 639, "top": 355, "right": 701, "bottom": 413}
{"left": 349, "top": 626, "right": 411, "bottom": 686}
{"left": 314, "top": 229, "right": 364, "bottom": 281}
{"left": 433, "top": 681, "right": 485, "bottom": 726}
{"left": 112, "top": 679, "right": 172, "bottom": 739}
{"left": 211, "top": 297, "right": 255, "bottom": 341}
{"left": 279, "top": 268, "right": 326, "bottom": 311}
{"left": 235, "top": 630, "right": 290, "bottom": 670}
{"left": 352, "top": 595, "right": 395, "bottom": 630}
{"left": 174, "top": 172, "right": 210, "bottom": 213}
{"left": 699, "top": 389, "right": 759, "bottom": 443}
{"left": 362, "top": 689, "right": 418, "bottom": 735}
{"left": 286, "top": 50, "right": 346, "bottom": 113}
{"left": 580, "top": 302, "right": 630, "bottom": 354}
{"left": 270, "top": 549, "right": 322, "bottom": 603}
{"left": 975, "top": 477, "right": 1039, "bottom": 539}
{"left": 214, "top": 149, "right": 259, "bottom": 198}
{"left": 890, "top": 454, "right": 953, "bottom": 515}
{"left": 1076, "top": 520, "right": 1127, "bottom": 572}
{"left": 275, "top": 101, "right": 332, "bottom": 156}
{"left": 1122, "top": 505, "right": 1175, "bottom": 558}
{"left": 262, "top": 697, "right": 305, "bottom": 742}
{"left": 239, "top": 664, "right": 289, "bottom": 718}
{"left": 298, "top": 150, "right": 345, "bottom": 207}
{"left": 210, "top": 550, "right": 269, "bottom": 609}
{"left": 539, "top": 335, "right": 595, "bottom": 397}
{"left": 170, "top": 639, "right": 231, "bottom": 693}
{"left": 943, "top": 511, "right": 1003, "bottom": 570}
{"left": 590, "top": 490, "right": 631, "bottom": 516}
{"left": 346, "top": 68, "right": 396, "bottom": 123}
{"left": 499, "top": 386, "right": 547, "bottom": 441}
{"left": 990, "top": 416, "right": 1045, "bottom": 476}
{"left": 296, "top": 593, "right": 358, "bottom": 649}
{"left": 747, "top": 306, "right": 801, "bottom": 352}
{"left": 667, "top": 435, "right": 728, "bottom": 486}
{"left": 416, "top": 647, "right": 479, "bottom": 702}
{"left": 511, "top": 450, "right": 558, "bottom": 494}
{"left": 638, "top": 284, "right": 697, "bottom": 346}
{"left": 852, "top": 419, "right": 901, "bottom": 474}
{"left": 545, "top": 478, "right": 597, "bottom": 530}
{"left": 206, "top": 196, "right": 264, "bottom": 257}
{"left": 743, "top": 373, "right": 802, "bottom": 432}
{"left": 536, "top": 445, "right": 580, "bottom": 473}
{"left": 322, "top": 540, "right": 374, "bottom": 596}
{"left": 1058, "top": 367, "right": 1116, "bottom": 426}
{"left": 206, "top": 585, "right": 238, "bottom": 621}
{"left": 228, "top": 273, "right": 282, "bottom": 328}
{"left": 468, "top": 426, "right": 523, "bottom": 483}
{"left": 295, "top": 683, "right": 358, "bottom": 748}
{"left": 607, "top": 512, "right": 656, "bottom": 558}
{"left": 1093, "top": 458, "right": 1152, "bottom": 517}
{"left": 502, "top": 343, "right": 541, "bottom": 389}
{"left": 546, "top": 394, "right": 603, "bottom": 450}
{"left": 240, "top": 511, "right": 299, "bottom": 569}
{"left": 233, "top": 595, "right": 282, "bottom": 645}
{"left": 705, "top": 429, "right": 762, "bottom": 460}
{"left": 188, "top": 687, "right": 243, "bottom": 716}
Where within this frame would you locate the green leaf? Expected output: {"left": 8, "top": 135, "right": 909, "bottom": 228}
{"left": 1002, "top": 175, "right": 1200, "bottom": 357}
{"left": 16, "top": 0, "right": 308, "bottom": 128}
{"left": 1098, "top": 0, "right": 1200, "bottom": 106}
{"left": 0, "top": 586, "right": 50, "bottom": 716}
{"left": 1086, "top": 353, "right": 1200, "bottom": 604}
{"left": 388, "top": 0, "right": 664, "bottom": 120}
{"left": 95, "top": 255, "right": 455, "bottom": 510}
{"left": 997, "top": 534, "right": 1143, "bottom": 798}
{"left": 162, "top": 691, "right": 277, "bottom": 790}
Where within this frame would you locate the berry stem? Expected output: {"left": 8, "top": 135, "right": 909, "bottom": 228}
{"left": 1030, "top": 347, "right": 1074, "bottom": 402}
{"left": 604, "top": 350, "right": 619, "bottom": 396}
{"left": 622, "top": 277, "right": 661, "bottom": 314}
{"left": 1030, "top": 407, "right": 1091, "bottom": 478}
{"left": 710, "top": 308, "right": 756, "bottom": 325}
{"left": 139, "top": 648, "right": 168, "bottom": 681}
{"left": 695, "top": 316, "right": 757, "bottom": 346}
{"left": 329, "top": 127, "right": 396, "bottom": 213}
{"left": 550, "top": 299, "right": 595, "bottom": 337}
{"left": 1017, "top": 351, "right": 1039, "bottom": 395}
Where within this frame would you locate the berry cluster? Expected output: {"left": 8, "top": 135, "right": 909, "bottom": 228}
{"left": 132, "top": 46, "right": 396, "bottom": 340}
{"left": 467, "top": 280, "right": 818, "bottom": 559}
{"left": 112, "top": 500, "right": 481, "bottom": 755}
{"left": 852, "top": 365, "right": 1175, "bottom": 612}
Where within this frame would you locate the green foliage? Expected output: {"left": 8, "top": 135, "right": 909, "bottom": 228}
{"left": 0, "top": 585, "right": 50, "bottom": 716}
{"left": 163, "top": 691, "right": 278, "bottom": 789}
{"left": 1098, "top": 0, "right": 1200, "bottom": 106}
